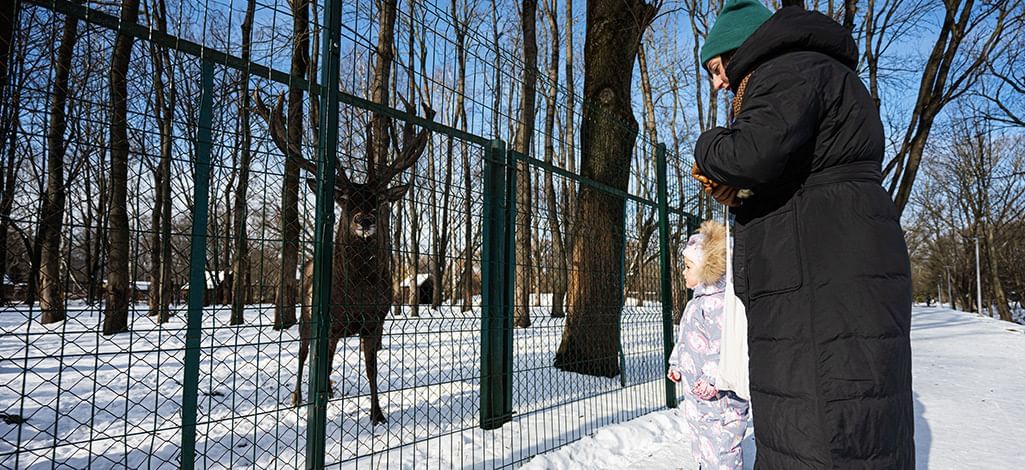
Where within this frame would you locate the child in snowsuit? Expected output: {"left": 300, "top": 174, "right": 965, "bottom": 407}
{"left": 668, "top": 221, "right": 750, "bottom": 470}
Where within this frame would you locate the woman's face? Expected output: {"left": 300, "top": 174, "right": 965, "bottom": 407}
{"left": 707, "top": 55, "right": 730, "bottom": 91}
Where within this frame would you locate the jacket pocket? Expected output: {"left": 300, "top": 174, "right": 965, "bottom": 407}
{"left": 744, "top": 206, "right": 803, "bottom": 300}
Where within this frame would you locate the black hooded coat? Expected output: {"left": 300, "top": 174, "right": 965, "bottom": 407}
{"left": 694, "top": 7, "right": 915, "bottom": 469}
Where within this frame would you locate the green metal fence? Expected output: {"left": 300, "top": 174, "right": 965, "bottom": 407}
{"left": 0, "top": 0, "right": 716, "bottom": 467}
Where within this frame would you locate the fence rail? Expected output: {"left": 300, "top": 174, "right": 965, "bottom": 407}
{"left": 0, "top": 0, "right": 714, "bottom": 467}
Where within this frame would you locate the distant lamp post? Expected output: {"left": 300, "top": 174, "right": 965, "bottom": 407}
{"left": 975, "top": 236, "right": 983, "bottom": 316}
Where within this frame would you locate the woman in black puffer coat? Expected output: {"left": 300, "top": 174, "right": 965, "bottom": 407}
{"left": 693, "top": 4, "right": 915, "bottom": 469}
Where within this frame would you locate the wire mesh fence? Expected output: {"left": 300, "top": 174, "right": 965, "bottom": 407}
{"left": 0, "top": 0, "right": 720, "bottom": 468}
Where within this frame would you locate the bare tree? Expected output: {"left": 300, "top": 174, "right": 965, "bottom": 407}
{"left": 142, "top": 0, "right": 176, "bottom": 323}
{"left": 554, "top": 0, "right": 659, "bottom": 377}
{"left": 230, "top": 0, "right": 257, "bottom": 324}
{"left": 0, "top": 3, "right": 22, "bottom": 301}
{"left": 627, "top": 40, "right": 660, "bottom": 307}
{"left": 560, "top": 0, "right": 577, "bottom": 303}
{"left": 103, "top": 0, "right": 142, "bottom": 335}
{"left": 910, "top": 117, "right": 1025, "bottom": 321}
{"left": 37, "top": 13, "right": 78, "bottom": 324}
{"left": 513, "top": 0, "right": 538, "bottom": 328}
{"left": 859, "top": 0, "right": 931, "bottom": 111}
{"left": 886, "top": 0, "right": 1016, "bottom": 215}
{"left": 979, "top": 10, "right": 1025, "bottom": 128}
{"left": 265, "top": 0, "right": 313, "bottom": 330}
{"left": 449, "top": 0, "right": 477, "bottom": 312}
{"left": 539, "top": 0, "right": 566, "bottom": 317}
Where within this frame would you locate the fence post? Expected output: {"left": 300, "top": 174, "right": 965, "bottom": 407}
{"left": 306, "top": 0, "right": 343, "bottom": 466}
{"left": 502, "top": 148, "right": 517, "bottom": 420}
{"left": 180, "top": 58, "right": 214, "bottom": 469}
{"left": 481, "top": 139, "right": 512, "bottom": 429}
{"left": 654, "top": 143, "right": 677, "bottom": 409}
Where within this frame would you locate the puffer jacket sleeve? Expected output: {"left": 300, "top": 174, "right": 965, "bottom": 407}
{"left": 696, "top": 294, "right": 724, "bottom": 387}
{"left": 668, "top": 317, "right": 685, "bottom": 374}
{"left": 668, "top": 299, "right": 696, "bottom": 374}
{"left": 695, "top": 66, "right": 821, "bottom": 189}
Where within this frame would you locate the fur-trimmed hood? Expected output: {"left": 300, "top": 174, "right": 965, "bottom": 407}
{"left": 697, "top": 221, "right": 727, "bottom": 285}
{"left": 683, "top": 220, "right": 727, "bottom": 286}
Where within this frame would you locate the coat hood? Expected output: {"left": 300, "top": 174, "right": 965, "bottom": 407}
{"left": 726, "top": 6, "right": 859, "bottom": 90}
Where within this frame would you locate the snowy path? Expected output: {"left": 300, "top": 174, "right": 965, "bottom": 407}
{"left": 524, "top": 306, "right": 1025, "bottom": 470}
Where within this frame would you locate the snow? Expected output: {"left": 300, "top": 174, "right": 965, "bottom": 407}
{"left": 524, "top": 305, "right": 1025, "bottom": 470}
{"left": 0, "top": 301, "right": 670, "bottom": 468}
{"left": 180, "top": 271, "right": 228, "bottom": 291}
{"left": 3, "top": 303, "right": 1022, "bottom": 469}
{"left": 399, "top": 273, "right": 432, "bottom": 288}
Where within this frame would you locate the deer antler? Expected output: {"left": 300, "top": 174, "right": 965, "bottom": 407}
{"left": 252, "top": 91, "right": 293, "bottom": 158}
{"left": 253, "top": 90, "right": 353, "bottom": 189}
{"left": 372, "top": 95, "right": 435, "bottom": 188}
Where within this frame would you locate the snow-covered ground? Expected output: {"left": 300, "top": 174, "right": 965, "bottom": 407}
{"left": 0, "top": 300, "right": 670, "bottom": 469}
{"left": 524, "top": 305, "right": 1025, "bottom": 470}
{"left": 4, "top": 303, "right": 1022, "bottom": 469}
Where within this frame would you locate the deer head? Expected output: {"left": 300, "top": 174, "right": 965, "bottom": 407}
{"left": 253, "top": 92, "right": 435, "bottom": 241}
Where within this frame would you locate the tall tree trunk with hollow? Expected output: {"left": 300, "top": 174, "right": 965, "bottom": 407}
{"left": 513, "top": 0, "right": 538, "bottom": 328}
{"left": 554, "top": 0, "right": 658, "bottom": 377}
{"left": 103, "top": 0, "right": 141, "bottom": 335}
{"left": 38, "top": 15, "right": 77, "bottom": 324}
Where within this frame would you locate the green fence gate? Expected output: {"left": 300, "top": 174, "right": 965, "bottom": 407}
{"left": 0, "top": 0, "right": 715, "bottom": 467}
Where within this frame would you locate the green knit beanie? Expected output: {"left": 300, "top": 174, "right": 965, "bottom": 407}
{"left": 700, "top": 0, "right": 773, "bottom": 67}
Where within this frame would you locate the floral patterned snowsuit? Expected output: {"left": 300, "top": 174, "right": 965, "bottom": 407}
{"left": 669, "top": 276, "right": 750, "bottom": 470}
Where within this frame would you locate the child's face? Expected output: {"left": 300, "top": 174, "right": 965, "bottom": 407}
{"left": 683, "top": 257, "right": 700, "bottom": 289}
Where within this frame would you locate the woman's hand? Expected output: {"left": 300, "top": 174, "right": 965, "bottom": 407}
{"left": 667, "top": 370, "right": 682, "bottom": 383}
{"left": 693, "top": 162, "right": 743, "bottom": 207}
{"left": 709, "top": 184, "right": 743, "bottom": 208}
{"left": 691, "top": 162, "right": 715, "bottom": 189}
{"left": 693, "top": 379, "right": 718, "bottom": 400}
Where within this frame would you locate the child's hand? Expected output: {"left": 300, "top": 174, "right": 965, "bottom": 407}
{"left": 667, "top": 370, "right": 682, "bottom": 383}
{"left": 693, "top": 380, "right": 718, "bottom": 400}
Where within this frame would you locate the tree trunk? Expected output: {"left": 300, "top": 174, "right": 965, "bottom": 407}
{"left": 667, "top": 73, "right": 689, "bottom": 324}
{"left": 842, "top": 0, "right": 857, "bottom": 31}
{"left": 147, "top": 0, "right": 175, "bottom": 324}
{"left": 889, "top": 0, "right": 1010, "bottom": 214}
{"left": 540, "top": 0, "right": 565, "bottom": 318}
{"left": 38, "top": 15, "right": 77, "bottom": 324}
{"left": 554, "top": 0, "right": 658, "bottom": 377}
{"left": 449, "top": 0, "right": 475, "bottom": 313}
{"left": 0, "top": 71, "right": 17, "bottom": 305}
{"left": 629, "top": 42, "right": 659, "bottom": 307}
{"left": 231, "top": 0, "right": 257, "bottom": 325}
{"left": 104, "top": 0, "right": 141, "bottom": 336}
{"left": 432, "top": 133, "right": 454, "bottom": 308}
{"left": 0, "top": 0, "right": 17, "bottom": 109}
{"left": 276, "top": 0, "right": 310, "bottom": 330}
{"left": 513, "top": 0, "right": 538, "bottom": 328}
{"left": 561, "top": 0, "right": 576, "bottom": 315}
{"left": 984, "top": 224, "right": 1012, "bottom": 322}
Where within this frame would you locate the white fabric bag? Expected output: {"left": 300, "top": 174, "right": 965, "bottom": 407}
{"left": 716, "top": 210, "right": 750, "bottom": 400}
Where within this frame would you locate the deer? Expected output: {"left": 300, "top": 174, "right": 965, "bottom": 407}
{"left": 254, "top": 92, "right": 434, "bottom": 425}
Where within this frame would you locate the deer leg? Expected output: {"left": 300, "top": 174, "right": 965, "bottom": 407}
{"left": 292, "top": 322, "right": 309, "bottom": 407}
{"left": 326, "top": 334, "right": 340, "bottom": 398}
{"left": 362, "top": 334, "right": 386, "bottom": 425}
